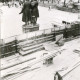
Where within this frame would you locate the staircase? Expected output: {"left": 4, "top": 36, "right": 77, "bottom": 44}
{"left": 18, "top": 34, "right": 54, "bottom": 56}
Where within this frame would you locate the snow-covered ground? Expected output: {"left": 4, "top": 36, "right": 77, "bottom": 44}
{"left": 0, "top": 4, "right": 80, "bottom": 80}
{"left": 1, "top": 38, "right": 80, "bottom": 80}
{"left": 0, "top": 5, "right": 79, "bottom": 39}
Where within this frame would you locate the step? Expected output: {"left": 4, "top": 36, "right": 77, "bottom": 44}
{"left": 22, "top": 37, "right": 53, "bottom": 48}
{"left": 22, "top": 44, "right": 43, "bottom": 51}
{"left": 19, "top": 36, "right": 54, "bottom": 56}
{"left": 18, "top": 39, "right": 34, "bottom": 46}
{"left": 22, "top": 37, "right": 53, "bottom": 51}
{"left": 19, "top": 35, "right": 53, "bottom": 49}
{"left": 20, "top": 41, "right": 53, "bottom": 56}
{"left": 18, "top": 35, "right": 53, "bottom": 47}
{"left": 20, "top": 46, "right": 44, "bottom": 56}
{"left": 24, "top": 36, "right": 53, "bottom": 47}
{"left": 22, "top": 41, "right": 37, "bottom": 48}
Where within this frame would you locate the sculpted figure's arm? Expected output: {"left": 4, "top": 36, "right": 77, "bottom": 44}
{"left": 19, "top": 3, "right": 26, "bottom": 14}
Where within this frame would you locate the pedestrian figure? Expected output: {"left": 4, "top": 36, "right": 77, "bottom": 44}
{"left": 15, "top": 4, "right": 17, "bottom": 7}
{"left": 31, "top": 0, "right": 39, "bottom": 25}
{"left": 19, "top": 0, "right": 23, "bottom": 6}
{"left": 11, "top": 0, "right": 14, "bottom": 7}
{"left": 48, "top": 6, "right": 51, "bottom": 11}
{"left": 48, "top": 0, "right": 49, "bottom": 3}
{"left": 19, "top": 0, "right": 31, "bottom": 25}
{"left": 54, "top": 72, "right": 63, "bottom": 80}
{"left": 8, "top": 1, "right": 11, "bottom": 8}
{"left": 14, "top": 1, "right": 18, "bottom": 8}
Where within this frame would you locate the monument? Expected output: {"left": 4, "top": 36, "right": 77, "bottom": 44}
{"left": 22, "top": 23, "right": 39, "bottom": 33}
{"left": 19, "top": 0, "right": 39, "bottom": 33}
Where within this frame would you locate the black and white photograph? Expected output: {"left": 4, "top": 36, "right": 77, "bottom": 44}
{"left": 0, "top": 0, "right": 80, "bottom": 80}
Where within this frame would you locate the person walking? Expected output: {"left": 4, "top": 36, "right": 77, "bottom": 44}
{"left": 19, "top": 0, "right": 31, "bottom": 25}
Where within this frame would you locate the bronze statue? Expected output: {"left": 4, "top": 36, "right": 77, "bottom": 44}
{"left": 20, "top": 0, "right": 39, "bottom": 26}
{"left": 19, "top": 0, "right": 31, "bottom": 25}
{"left": 30, "top": 0, "right": 39, "bottom": 25}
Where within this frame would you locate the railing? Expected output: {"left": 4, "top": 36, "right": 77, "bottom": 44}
{"left": 0, "top": 22, "right": 80, "bottom": 58}
{"left": 0, "top": 27, "right": 60, "bottom": 58}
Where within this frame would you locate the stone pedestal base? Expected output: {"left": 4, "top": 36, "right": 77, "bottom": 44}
{"left": 22, "top": 24, "right": 39, "bottom": 33}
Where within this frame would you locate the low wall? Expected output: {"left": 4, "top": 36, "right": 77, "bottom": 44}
{"left": 0, "top": 22, "right": 80, "bottom": 58}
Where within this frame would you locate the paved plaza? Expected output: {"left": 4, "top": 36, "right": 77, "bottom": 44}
{"left": 1, "top": 38, "right": 80, "bottom": 80}
{"left": 0, "top": 5, "right": 79, "bottom": 39}
{"left": 0, "top": 3, "right": 80, "bottom": 80}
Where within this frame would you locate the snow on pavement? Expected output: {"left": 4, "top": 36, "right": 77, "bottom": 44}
{"left": 0, "top": 6, "right": 79, "bottom": 39}
{"left": 1, "top": 38, "right": 80, "bottom": 80}
{"left": 1, "top": 5, "right": 80, "bottom": 80}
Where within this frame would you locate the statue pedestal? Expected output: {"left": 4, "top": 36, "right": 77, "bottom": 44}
{"left": 22, "top": 24, "right": 39, "bottom": 33}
